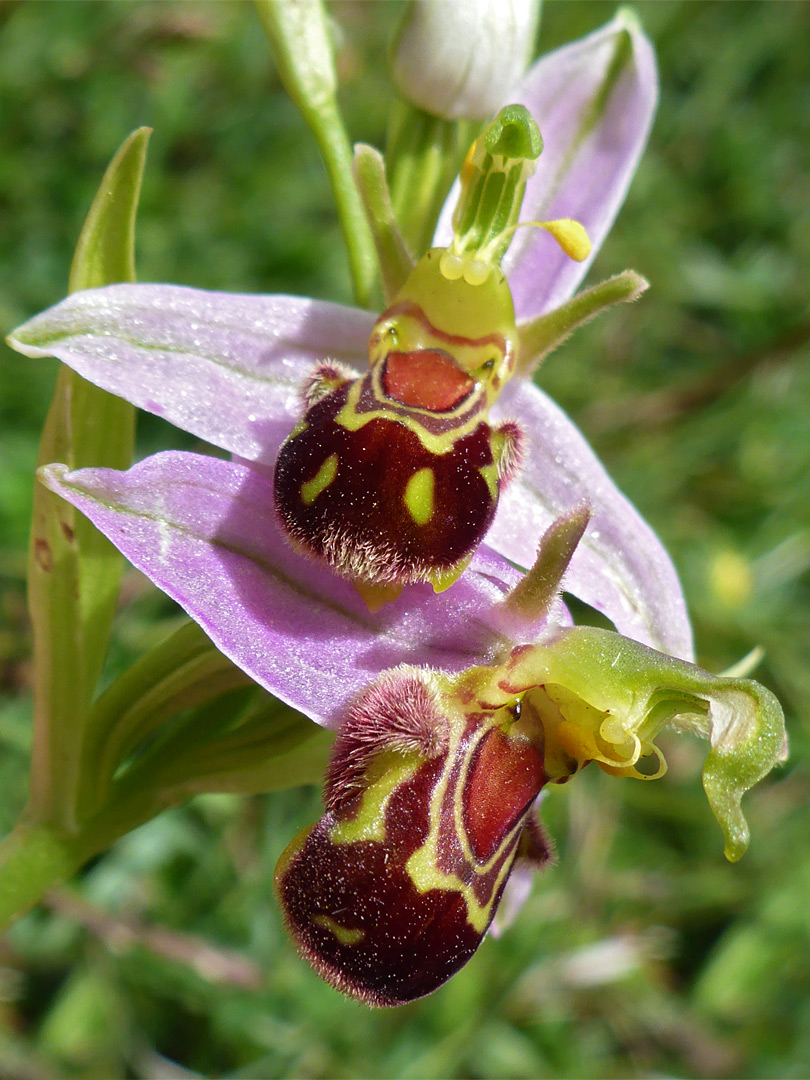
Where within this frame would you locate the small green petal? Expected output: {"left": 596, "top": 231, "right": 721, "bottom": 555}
{"left": 516, "top": 270, "right": 649, "bottom": 377}
{"left": 353, "top": 143, "right": 414, "bottom": 301}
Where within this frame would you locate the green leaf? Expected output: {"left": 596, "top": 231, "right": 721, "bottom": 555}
{"left": 129, "top": 689, "right": 334, "bottom": 799}
{"left": 26, "top": 128, "right": 151, "bottom": 831}
{"left": 76, "top": 689, "right": 333, "bottom": 857}
{"left": 68, "top": 128, "right": 151, "bottom": 292}
{"left": 82, "top": 620, "right": 254, "bottom": 819}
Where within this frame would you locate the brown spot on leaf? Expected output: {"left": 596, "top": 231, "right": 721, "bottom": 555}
{"left": 34, "top": 538, "right": 53, "bottom": 572}
{"left": 60, "top": 521, "right": 75, "bottom": 543}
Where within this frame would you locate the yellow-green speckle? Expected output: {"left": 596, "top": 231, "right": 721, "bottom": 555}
{"left": 430, "top": 555, "right": 472, "bottom": 594}
{"left": 479, "top": 463, "right": 498, "bottom": 501}
{"left": 404, "top": 468, "right": 435, "bottom": 526}
{"left": 329, "top": 752, "right": 421, "bottom": 845}
{"left": 312, "top": 915, "right": 365, "bottom": 946}
{"left": 301, "top": 454, "right": 338, "bottom": 506}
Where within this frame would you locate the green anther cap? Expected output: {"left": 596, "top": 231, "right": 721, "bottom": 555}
{"left": 483, "top": 103, "right": 544, "bottom": 162}
{"left": 449, "top": 105, "right": 543, "bottom": 270}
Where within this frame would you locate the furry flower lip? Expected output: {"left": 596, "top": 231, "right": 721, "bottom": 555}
{"left": 273, "top": 105, "right": 563, "bottom": 608}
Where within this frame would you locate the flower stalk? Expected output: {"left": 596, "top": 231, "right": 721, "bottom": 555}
{"left": 255, "top": 0, "right": 378, "bottom": 308}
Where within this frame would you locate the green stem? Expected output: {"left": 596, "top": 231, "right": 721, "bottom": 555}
{"left": 255, "top": 0, "right": 377, "bottom": 308}
{"left": 0, "top": 818, "right": 84, "bottom": 932}
{"left": 0, "top": 792, "right": 182, "bottom": 933}
{"left": 310, "top": 96, "right": 379, "bottom": 309}
{"left": 26, "top": 129, "right": 150, "bottom": 832}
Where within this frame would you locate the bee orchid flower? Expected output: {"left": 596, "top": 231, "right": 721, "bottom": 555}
{"left": 8, "top": 12, "right": 689, "bottom": 659}
{"left": 22, "top": 465, "right": 786, "bottom": 1005}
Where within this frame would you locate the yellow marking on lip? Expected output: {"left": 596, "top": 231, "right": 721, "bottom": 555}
{"left": 404, "top": 468, "right": 435, "bottom": 526}
{"left": 354, "top": 579, "right": 403, "bottom": 612}
{"left": 429, "top": 554, "right": 473, "bottom": 595}
{"left": 312, "top": 915, "right": 365, "bottom": 946}
{"left": 329, "top": 751, "right": 422, "bottom": 845}
{"left": 286, "top": 417, "right": 309, "bottom": 441}
{"left": 300, "top": 453, "right": 338, "bottom": 505}
{"left": 479, "top": 463, "right": 498, "bottom": 501}
{"left": 404, "top": 715, "right": 522, "bottom": 933}
{"left": 335, "top": 377, "right": 487, "bottom": 454}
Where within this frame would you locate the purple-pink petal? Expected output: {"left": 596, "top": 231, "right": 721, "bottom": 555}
{"left": 16, "top": 282, "right": 690, "bottom": 657}
{"left": 508, "top": 13, "right": 657, "bottom": 320}
{"left": 39, "top": 451, "right": 529, "bottom": 728}
{"left": 490, "top": 381, "right": 694, "bottom": 661}
{"left": 11, "top": 284, "right": 373, "bottom": 463}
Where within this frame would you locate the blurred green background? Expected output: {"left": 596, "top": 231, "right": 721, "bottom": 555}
{"left": 1, "top": 1, "right": 808, "bottom": 1077}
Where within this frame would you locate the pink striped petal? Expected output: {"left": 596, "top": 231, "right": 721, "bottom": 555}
{"left": 11, "top": 284, "right": 373, "bottom": 463}
{"left": 39, "top": 451, "right": 528, "bottom": 728}
{"left": 489, "top": 381, "right": 693, "bottom": 660}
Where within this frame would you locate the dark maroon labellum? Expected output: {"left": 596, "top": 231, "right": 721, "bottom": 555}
{"left": 275, "top": 672, "right": 551, "bottom": 1007}
{"left": 274, "top": 379, "right": 499, "bottom": 588}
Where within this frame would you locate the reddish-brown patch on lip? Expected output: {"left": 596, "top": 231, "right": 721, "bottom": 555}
{"left": 383, "top": 349, "right": 474, "bottom": 412}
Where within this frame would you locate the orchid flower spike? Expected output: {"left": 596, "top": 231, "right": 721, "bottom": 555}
{"left": 4, "top": 9, "right": 787, "bottom": 1011}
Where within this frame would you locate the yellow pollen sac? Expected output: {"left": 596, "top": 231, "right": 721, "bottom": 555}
{"left": 540, "top": 218, "right": 591, "bottom": 262}
{"left": 300, "top": 453, "right": 338, "bottom": 506}
{"left": 311, "top": 915, "right": 365, "bottom": 946}
{"left": 404, "top": 467, "right": 435, "bottom": 526}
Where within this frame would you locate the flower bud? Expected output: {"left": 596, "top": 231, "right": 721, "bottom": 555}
{"left": 391, "top": 0, "right": 542, "bottom": 120}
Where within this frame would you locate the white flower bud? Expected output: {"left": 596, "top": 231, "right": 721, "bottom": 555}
{"left": 391, "top": 0, "right": 541, "bottom": 120}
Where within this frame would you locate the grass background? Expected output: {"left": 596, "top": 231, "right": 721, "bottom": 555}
{"left": 1, "top": 1, "right": 808, "bottom": 1077}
